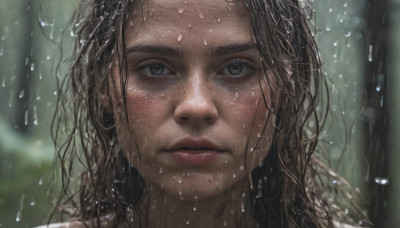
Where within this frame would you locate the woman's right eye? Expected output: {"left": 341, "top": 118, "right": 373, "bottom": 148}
{"left": 136, "top": 62, "right": 173, "bottom": 77}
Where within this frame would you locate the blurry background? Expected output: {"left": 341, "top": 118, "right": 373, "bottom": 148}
{"left": 0, "top": 0, "right": 399, "bottom": 227}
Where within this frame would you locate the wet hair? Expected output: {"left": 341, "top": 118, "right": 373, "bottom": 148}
{"left": 51, "top": 0, "right": 365, "bottom": 227}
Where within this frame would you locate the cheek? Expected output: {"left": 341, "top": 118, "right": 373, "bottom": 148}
{"left": 230, "top": 88, "right": 275, "bottom": 170}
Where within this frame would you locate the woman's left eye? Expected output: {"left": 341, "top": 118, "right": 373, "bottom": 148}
{"left": 219, "top": 62, "right": 254, "bottom": 77}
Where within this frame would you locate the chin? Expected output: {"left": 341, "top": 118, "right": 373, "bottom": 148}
{"left": 145, "top": 170, "right": 247, "bottom": 201}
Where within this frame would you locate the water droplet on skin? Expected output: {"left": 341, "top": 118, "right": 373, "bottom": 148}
{"left": 30, "top": 63, "right": 35, "bottom": 71}
{"left": 217, "top": 17, "right": 221, "bottom": 22}
{"left": 240, "top": 165, "right": 244, "bottom": 171}
{"left": 199, "top": 12, "right": 204, "bottom": 19}
{"left": 326, "top": 27, "right": 331, "bottom": 32}
{"left": 159, "top": 167, "right": 163, "bottom": 174}
{"left": 178, "top": 179, "right": 183, "bottom": 184}
{"left": 233, "top": 171, "right": 236, "bottom": 178}
{"left": 177, "top": 33, "right": 183, "bottom": 42}
{"left": 203, "top": 39, "right": 207, "bottom": 46}
{"left": 257, "top": 132, "right": 262, "bottom": 138}
{"left": 186, "top": 218, "right": 191, "bottom": 225}
{"left": 179, "top": 8, "right": 184, "bottom": 13}
{"left": 375, "top": 177, "right": 389, "bottom": 185}
{"left": 193, "top": 206, "right": 197, "bottom": 211}
{"left": 250, "top": 148, "right": 254, "bottom": 152}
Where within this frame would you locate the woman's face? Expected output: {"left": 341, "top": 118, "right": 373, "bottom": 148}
{"left": 113, "top": 0, "right": 277, "bottom": 200}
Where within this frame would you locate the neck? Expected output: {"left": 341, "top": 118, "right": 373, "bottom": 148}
{"left": 136, "top": 179, "right": 254, "bottom": 228}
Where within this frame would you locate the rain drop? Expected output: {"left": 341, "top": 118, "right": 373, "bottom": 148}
{"left": 33, "top": 105, "right": 39, "bottom": 126}
{"left": 368, "top": 45, "right": 373, "bottom": 62}
{"left": 376, "top": 84, "right": 381, "bottom": 92}
{"left": 16, "top": 211, "right": 22, "bottom": 222}
{"left": 232, "top": 171, "right": 237, "bottom": 179}
{"left": 30, "top": 199, "right": 36, "bottom": 206}
{"left": 19, "top": 90, "right": 25, "bottom": 98}
{"left": 199, "top": 12, "right": 204, "bottom": 19}
{"left": 325, "top": 26, "right": 331, "bottom": 32}
{"left": 374, "top": 177, "right": 389, "bottom": 185}
{"left": 186, "top": 218, "right": 191, "bottom": 225}
{"left": 344, "top": 30, "right": 352, "bottom": 38}
{"left": 178, "top": 8, "right": 184, "bottom": 13}
{"left": 38, "top": 178, "right": 43, "bottom": 186}
{"left": 24, "top": 111, "right": 28, "bottom": 126}
{"left": 30, "top": 63, "right": 35, "bottom": 71}
{"left": 203, "top": 39, "right": 207, "bottom": 46}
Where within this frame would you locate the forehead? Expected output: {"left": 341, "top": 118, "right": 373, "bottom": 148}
{"left": 125, "top": 0, "right": 251, "bottom": 46}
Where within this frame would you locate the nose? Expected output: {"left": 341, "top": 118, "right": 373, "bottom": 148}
{"left": 174, "top": 74, "right": 218, "bottom": 126}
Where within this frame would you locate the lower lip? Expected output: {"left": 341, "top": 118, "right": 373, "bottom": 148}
{"left": 169, "top": 150, "right": 219, "bottom": 166}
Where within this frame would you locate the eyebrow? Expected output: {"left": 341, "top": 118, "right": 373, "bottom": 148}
{"left": 211, "top": 42, "right": 255, "bottom": 57}
{"left": 126, "top": 45, "right": 183, "bottom": 57}
{"left": 125, "top": 42, "right": 255, "bottom": 58}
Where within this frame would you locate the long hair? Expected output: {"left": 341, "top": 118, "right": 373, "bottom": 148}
{"left": 50, "top": 0, "right": 361, "bottom": 227}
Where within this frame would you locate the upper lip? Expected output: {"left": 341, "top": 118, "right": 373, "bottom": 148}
{"left": 166, "top": 137, "right": 224, "bottom": 152}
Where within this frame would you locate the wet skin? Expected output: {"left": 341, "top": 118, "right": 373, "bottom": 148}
{"left": 112, "top": 0, "right": 277, "bottom": 226}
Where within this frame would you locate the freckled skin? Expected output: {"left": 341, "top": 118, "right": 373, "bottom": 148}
{"left": 112, "top": 0, "right": 277, "bottom": 226}
{"left": 114, "top": 0, "right": 276, "bottom": 200}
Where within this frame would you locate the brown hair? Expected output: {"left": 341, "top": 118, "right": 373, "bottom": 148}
{"left": 50, "top": 0, "right": 364, "bottom": 227}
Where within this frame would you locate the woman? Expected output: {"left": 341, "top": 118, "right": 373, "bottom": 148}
{"left": 45, "top": 0, "right": 366, "bottom": 227}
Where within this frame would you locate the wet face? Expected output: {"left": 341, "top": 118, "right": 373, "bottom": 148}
{"left": 113, "top": 0, "right": 277, "bottom": 201}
